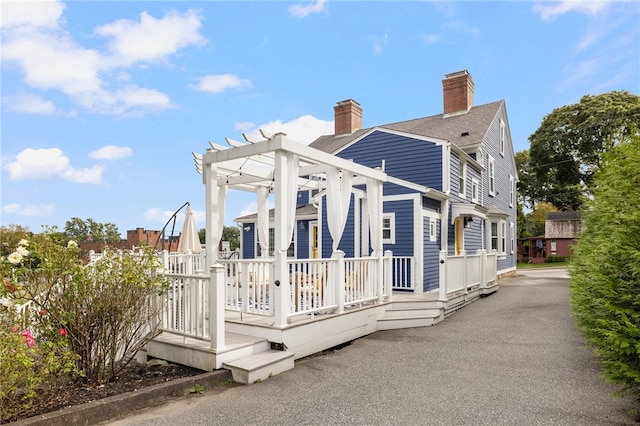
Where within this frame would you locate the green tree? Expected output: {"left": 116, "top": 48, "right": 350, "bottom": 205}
{"left": 198, "top": 226, "right": 240, "bottom": 250}
{"left": 64, "top": 217, "right": 88, "bottom": 241}
{"left": 222, "top": 226, "right": 240, "bottom": 250}
{"left": 528, "top": 91, "right": 640, "bottom": 210}
{"left": 525, "top": 202, "right": 558, "bottom": 237}
{"left": 515, "top": 149, "right": 539, "bottom": 209}
{"left": 516, "top": 203, "right": 527, "bottom": 239}
{"left": 64, "top": 218, "right": 121, "bottom": 243}
{"left": 570, "top": 133, "right": 640, "bottom": 408}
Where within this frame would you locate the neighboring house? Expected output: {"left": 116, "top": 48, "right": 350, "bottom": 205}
{"left": 545, "top": 211, "right": 582, "bottom": 257}
{"left": 237, "top": 70, "right": 518, "bottom": 289}
{"left": 519, "top": 211, "right": 582, "bottom": 263}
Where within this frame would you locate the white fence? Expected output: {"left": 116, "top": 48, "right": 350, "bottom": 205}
{"left": 444, "top": 249, "right": 497, "bottom": 296}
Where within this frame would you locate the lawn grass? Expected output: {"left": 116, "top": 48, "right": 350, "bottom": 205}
{"left": 517, "top": 261, "right": 570, "bottom": 269}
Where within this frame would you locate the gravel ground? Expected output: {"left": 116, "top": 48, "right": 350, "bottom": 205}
{"left": 108, "top": 268, "right": 638, "bottom": 426}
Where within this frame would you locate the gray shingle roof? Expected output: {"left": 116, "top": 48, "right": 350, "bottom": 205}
{"left": 546, "top": 211, "right": 581, "bottom": 221}
{"left": 310, "top": 100, "right": 504, "bottom": 154}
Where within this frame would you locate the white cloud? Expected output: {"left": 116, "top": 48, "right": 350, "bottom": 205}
{"left": 95, "top": 9, "right": 207, "bottom": 66}
{"left": 289, "top": 0, "right": 328, "bottom": 18}
{"left": 1, "top": 5, "right": 206, "bottom": 115}
{"left": 3, "top": 29, "right": 103, "bottom": 95}
{"left": 4, "top": 94, "right": 56, "bottom": 114}
{"left": 90, "top": 145, "right": 133, "bottom": 160}
{"left": 238, "top": 201, "right": 258, "bottom": 219}
{"left": 533, "top": 1, "right": 610, "bottom": 22}
{"left": 192, "top": 74, "right": 253, "bottom": 94}
{"left": 419, "top": 34, "right": 440, "bottom": 45}
{"left": 2, "top": 203, "right": 55, "bottom": 218}
{"left": 4, "top": 148, "right": 104, "bottom": 184}
{"left": 373, "top": 31, "right": 389, "bottom": 55}
{"left": 241, "top": 114, "right": 334, "bottom": 145}
{"left": 143, "top": 207, "right": 175, "bottom": 223}
{"left": 238, "top": 199, "right": 274, "bottom": 218}
{"left": 234, "top": 121, "right": 256, "bottom": 132}
{"left": 0, "top": 0, "right": 65, "bottom": 29}
{"left": 114, "top": 86, "right": 171, "bottom": 110}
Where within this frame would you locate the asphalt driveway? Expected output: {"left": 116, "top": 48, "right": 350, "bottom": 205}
{"left": 108, "top": 268, "right": 638, "bottom": 425}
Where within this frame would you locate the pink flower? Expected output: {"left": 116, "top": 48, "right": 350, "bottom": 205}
{"left": 59, "top": 328, "right": 67, "bottom": 336}
{"left": 21, "top": 329, "right": 35, "bottom": 347}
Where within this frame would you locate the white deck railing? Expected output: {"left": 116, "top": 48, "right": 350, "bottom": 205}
{"left": 443, "top": 249, "right": 497, "bottom": 296}
{"left": 155, "top": 249, "right": 497, "bottom": 347}
{"left": 390, "top": 256, "right": 414, "bottom": 290}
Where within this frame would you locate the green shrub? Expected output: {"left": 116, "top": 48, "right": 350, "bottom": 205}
{"left": 545, "top": 255, "right": 567, "bottom": 263}
{"left": 570, "top": 134, "right": 640, "bottom": 409}
{"left": 1, "top": 231, "right": 168, "bottom": 386}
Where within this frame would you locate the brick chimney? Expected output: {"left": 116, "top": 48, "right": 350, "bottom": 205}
{"left": 334, "top": 99, "right": 362, "bottom": 135}
{"left": 442, "top": 70, "right": 474, "bottom": 116}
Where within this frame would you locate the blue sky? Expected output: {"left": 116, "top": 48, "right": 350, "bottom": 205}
{"left": 2, "top": 0, "right": 639, "bottom": 237}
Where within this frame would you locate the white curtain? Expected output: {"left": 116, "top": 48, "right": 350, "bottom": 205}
{"left": 283, "top": 153, "right": 300, "bottom": 252}
{"left": 211, "top": 185, "right": 227, "bottom": 253}
{"left": 326, "top": 167, "right": 352, "bottom": 253}
{"left": 367, "top": 178, "right": 381, "bottom": 256}
{"left": 257, "top": 186, "right": 269, "bottom": 257}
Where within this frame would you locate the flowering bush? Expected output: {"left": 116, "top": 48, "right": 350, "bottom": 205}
{"left": 1, "top": 228, "right": 169, "bottom": 409}
{"left": 0, "top": 308, "right": 79, "bottom": 422}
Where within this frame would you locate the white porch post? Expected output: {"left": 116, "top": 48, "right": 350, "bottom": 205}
{"left": 373, "top": 180, "right": 384, "bottom": 304}
{"left": 479, "top": 248, "right": 487, "bottom": 288}
{"left": 384, "top": 250, "right": 393, "bottom": 301}
{"left": 209, "top": 264, "right": 225, "bottom": 351}
{"left": 361, "top": 197, "right": 369, "bottom": 257}
{"left": 273, "top": 149, "right": 289, "bottom": 327}
{"left": 438, "top": 250, "right": 447, "bottom": 300}
{"left": 461, "top": 250, "right": 468, "bottom": 295}
{"left": 204, "top": 163, "right": 219, "bottom": 271}
{"left": 439, "top": 199, "right": 449, "bottom": 301}
{"left": 334, "top": 250, "right": 345, "bottom": 314}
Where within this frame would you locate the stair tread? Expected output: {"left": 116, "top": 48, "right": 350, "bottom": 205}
{"left": 223, "top": 350, "right": 294, "bottom": 371}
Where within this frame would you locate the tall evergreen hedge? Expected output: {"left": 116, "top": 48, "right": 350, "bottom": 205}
{"left": 570, "top": 133, "right": 640, "bottom": 406}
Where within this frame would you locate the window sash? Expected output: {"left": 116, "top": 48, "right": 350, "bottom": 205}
{"left": 488, "top": 156, "right": 495, "bottom": 196}
{"left": 382, "top": 213, "right": 395, "bottom": 244}
{"left": 459, "top": 162, "right": 466, "bottom": 198}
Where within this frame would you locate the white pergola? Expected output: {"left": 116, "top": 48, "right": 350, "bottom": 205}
{"left": 193, "top": 131, "right": 388, "bottom": 327}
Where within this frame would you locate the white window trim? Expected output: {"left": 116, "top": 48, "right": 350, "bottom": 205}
{"left": 490, "top": 219, "right": 507, "bottom": 259}
{"left": 471, "top": 178, "right": 479, "bottom": 204}
{"left": 509, "top": 174, "right": 514, "bottom": 207}
{"left": 458, "top": 162, "right": 467, "bottom": 199}
{"left": 510, "top": 222, "right": 515, "bottom": 254}
{"left": 488, "top": 155, "right": 495, "bottom": 197}
{"left": 499, "top": 119, "right": 505, "bottom": 157}
{"left": 429, "top": 218, "right": 437, "bottom": 242}
{"left": 382, "top": 212, "right": 395, "bottom": 244}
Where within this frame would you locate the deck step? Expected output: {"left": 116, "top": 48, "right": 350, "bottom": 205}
{"left": 223, "top": 350, "right": 295, "bottom": 384}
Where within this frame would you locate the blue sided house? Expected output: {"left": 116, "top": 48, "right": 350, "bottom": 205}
{"left": 236, "top": 70, "right": 517, "bottom": 300}
{"left": 146, "top": 70, "right": 519, "bottom": 375}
